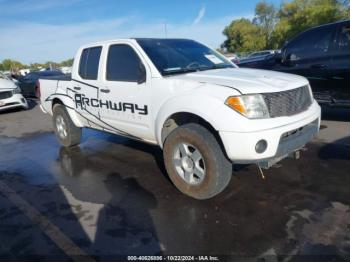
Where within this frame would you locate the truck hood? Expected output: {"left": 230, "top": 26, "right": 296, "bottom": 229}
{"left": 170, "top": 68, "right": 309, "bottom": 94}
{"left": 0, "top": 79, "right": 17, "bottom": 90}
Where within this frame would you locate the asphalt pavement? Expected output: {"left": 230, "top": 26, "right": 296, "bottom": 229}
{"left": 0, "top": 100, "right": 349, "bottom": 261}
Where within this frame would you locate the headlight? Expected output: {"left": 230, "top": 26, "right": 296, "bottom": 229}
{"left": 225, "top": 94, "right": 270, "bottom": 119}
{"left": 12, "top": 86, "right": 21, "bottom": 94}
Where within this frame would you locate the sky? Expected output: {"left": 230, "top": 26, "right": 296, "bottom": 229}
{"left": 0, "top": 0, "right": 283, "bottom": 64}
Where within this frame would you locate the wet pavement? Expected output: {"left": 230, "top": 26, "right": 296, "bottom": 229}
{"left": 0, "top": 104, "right": 350, "bottom": 261}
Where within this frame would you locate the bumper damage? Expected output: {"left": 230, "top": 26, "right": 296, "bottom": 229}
{"left": 257, "top": 118, "right": 319, "bottom": 168}
{"left": 219, "top": 104, "right": 321, "bottom": 164}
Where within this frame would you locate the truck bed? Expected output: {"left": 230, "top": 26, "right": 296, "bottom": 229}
{"left": 39, "top": 75, "right": 73, "bottom": 115}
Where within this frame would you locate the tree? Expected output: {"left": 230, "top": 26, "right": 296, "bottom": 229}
{"left": 222, "top": 18, "right": 266, "bottom": 53}
{"left": 222, "top": 0, "right": 350, "bottom": 52}
{"left": 1, "top": 58, "right": 74, "bottom": 72}
{"left": 29, "top": 63, "right": 44, "bottom": 70}
{"left": 1, "top": 59, "right": 26, "bottom": 71}
{"left": 253, "top": 1, "right": 277, "bottom": 49}
{"left": 273, "top": 0, "right": 350, "bottom": 46}
{"left": 60, "top": 58, "right": 74, "bottom": 67}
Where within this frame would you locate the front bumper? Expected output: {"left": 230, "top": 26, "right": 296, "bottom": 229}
{"left": 219, "top": 104, "right": 321, "bottom": 163}
{"left": 0, "top": 94, "right": 28, "bottom": 111}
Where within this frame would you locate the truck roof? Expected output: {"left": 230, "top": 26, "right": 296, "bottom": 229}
{"left": 301, "top": 19, "right": 350, "bottom": 32}
{"left": 79, "top": 38, "right": 196, "bottom": 49}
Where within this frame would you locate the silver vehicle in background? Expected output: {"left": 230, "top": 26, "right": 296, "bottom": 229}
{"left": 0, "top": 72, "right": 28, "bottom": 111}
{"left": 238, "top": 50, "right": 280, "bottom": 65}
{"left": 247, "top": 50, "right": 278, "bottom": 58}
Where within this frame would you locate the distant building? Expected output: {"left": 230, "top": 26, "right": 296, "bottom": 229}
{"left": 60, "top": 66, "right": 72, "bottom": 74}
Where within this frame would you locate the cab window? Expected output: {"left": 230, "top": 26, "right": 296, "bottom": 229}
{"left": 106, "top": 44, "right": 143, "bottom": 82}
{"left": 285, "top": 25, "right": 335, "bottom": 61}
{"left": 79, "top": 46, "right": 102, "bottom": 80}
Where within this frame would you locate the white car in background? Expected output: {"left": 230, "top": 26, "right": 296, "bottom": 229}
{"left": 0, "top": 72, "right": 28, "bottom": 111}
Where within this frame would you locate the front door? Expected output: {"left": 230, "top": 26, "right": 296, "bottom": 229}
{"left": 99, "top": 43, "right": 152, "bottom": 141}
{"left": 278, "top": 24, "right": 336, "bottom": 101}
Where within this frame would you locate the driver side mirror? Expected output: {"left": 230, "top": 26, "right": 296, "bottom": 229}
{"left": 138, "top": 62, "right": 146, "bottom": 85}
{"left": 282, "top": 52, "right": 299, "bottom": 67}
{"left": 274, "top": 53, "right": 282, "bottom": 63}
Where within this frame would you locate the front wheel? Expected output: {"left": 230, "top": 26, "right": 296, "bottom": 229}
{"left": 163, "top": 123, "right": 232, "bottom": 199}
{"left": 52, "top": 104, "right": 82, "bottom": 147}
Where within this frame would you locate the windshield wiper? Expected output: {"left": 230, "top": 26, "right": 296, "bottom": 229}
{"left": 163, "top": 68, "right": 199, "bottom": 76}
{"left": 163, "top": 64, "right": 233, "bottom": 76}
{"left": 199, "top": 64, "right": 233, "bottom": 71}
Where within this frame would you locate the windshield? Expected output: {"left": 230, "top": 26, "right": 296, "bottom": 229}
{"left": 136, "top": 39, "right": 234, "bottom": 76}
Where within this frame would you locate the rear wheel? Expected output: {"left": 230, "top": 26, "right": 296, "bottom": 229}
{"left": 163, "top": 123, "right": 232, "bottom": 199}
{"left": 52, "top": 104, "right": 82, "bottom": 147}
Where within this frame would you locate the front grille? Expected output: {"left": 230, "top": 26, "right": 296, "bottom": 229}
{"left": 263, "top": 85, "right": 312, "bottom": 118}
{"left": 0, "top": 91, "right": 12, "bottom": 100}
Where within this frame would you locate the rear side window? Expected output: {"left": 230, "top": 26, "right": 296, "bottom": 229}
{"left": 79, "top": 46, "right": 102, "bottom": 80}
{"left": 337, "top": 24, "right": 350, "bottom": 53}
{"left": 286, "top": 25, "right": 334, "bottom": 61}
{"left": 106, "top": 44, "right": 143, "bottom": 82}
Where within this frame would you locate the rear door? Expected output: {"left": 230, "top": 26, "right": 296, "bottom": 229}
{"left": 329, "top": 21, "right": 350, "bottom": 102}
{"left": 72, "top": 46, "right": 103, "bottom": 128}
{"left": 98, "top": 42, "right": 152, "bottom": 141}
{"left": 278, "top": 25, "right": 336, "bottom": 97}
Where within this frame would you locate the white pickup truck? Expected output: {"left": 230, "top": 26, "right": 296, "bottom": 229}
{"left": 39, "top": 38, "right": 321, "bottom": 199}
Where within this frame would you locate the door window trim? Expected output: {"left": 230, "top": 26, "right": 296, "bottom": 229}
{"left": 78, "top": 46, "right": 102, "bottom": 80}
{"left": 284, "top": 24, "right": 337, "bottom": 61}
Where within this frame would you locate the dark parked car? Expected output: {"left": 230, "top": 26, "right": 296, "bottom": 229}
{"left": 239, "top": 20, "right": 350, "bottom": 107}
{"left": 18, "top": 70, "right": 65, "bottom": 97}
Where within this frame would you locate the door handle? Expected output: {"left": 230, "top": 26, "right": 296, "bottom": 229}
{"left": 310, "top": 64, "right": 327, "bottom": 69}
{"left": 100, "top": 89, "right": 110, "bottom": 93}
{"left": 74, "top": 86, "right": 81, "bottom": 90}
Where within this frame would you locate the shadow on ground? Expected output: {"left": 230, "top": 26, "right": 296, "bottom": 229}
{"left": 321, "top": 106, "right": 350, "bottom": 122}
{"left": 319, "top": 136, "right": 350, "bottom": 161}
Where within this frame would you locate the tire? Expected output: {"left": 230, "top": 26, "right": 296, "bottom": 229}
{"left": 163, "top": 123, "right": 232, "bottom": 200}
{"left": 52, "top": 104, "right": 82, "bottom": 147}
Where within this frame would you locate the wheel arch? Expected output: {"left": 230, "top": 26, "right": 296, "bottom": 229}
{"left": 52, "top": 98, "right": 64, "bottom": 108}
{"left": 158, "top": 111, "right": 228, "bottom": 159}
{"left": 51, "top": 96, "right": 84, "bottom": 128}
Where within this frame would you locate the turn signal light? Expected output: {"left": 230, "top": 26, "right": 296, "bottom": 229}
{"left": 225, "top": 97, "right": 246, "bottom": 115}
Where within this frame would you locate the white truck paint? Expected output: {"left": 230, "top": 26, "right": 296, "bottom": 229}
{"left": 39, "top": 38, "right": 321, "bottom": 199}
